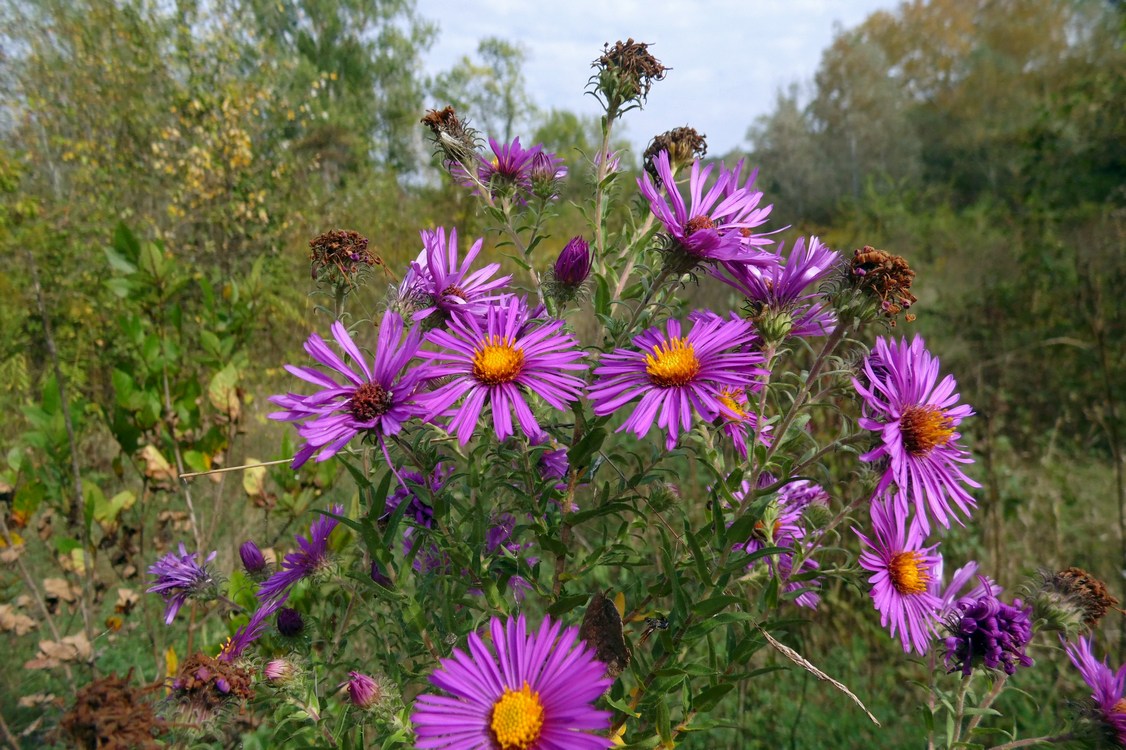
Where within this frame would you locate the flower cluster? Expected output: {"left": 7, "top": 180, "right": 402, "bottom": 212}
{"left": 943, "top": 589, "right": 1034, "bottom": 676}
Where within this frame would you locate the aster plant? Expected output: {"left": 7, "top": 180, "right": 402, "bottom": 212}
{"left": 127, "top": 40, "right": 1086, "bottom": 750}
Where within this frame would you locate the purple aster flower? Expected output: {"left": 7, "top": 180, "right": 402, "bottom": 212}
{"left": 715, "top": 385, "right": 772, "bottom": 460}
{"left": 943, "top": 587, "right": 1033, "bottom": 676}
{"left": 398, "top": 227, "right": 511, "bottom": 324}
{"left": 854, "top": 336, "right": 981, "bottom": 535}
{"left": 714, "top": 236, "right": 842, "bottom": 341}
{"left": 732, "top": 479, "right": 824, "bottom": 609}
{"left": 411, "top": 614, "right": 613, "bottom": 750}
{"left": 257, "top": 505, "right": 343, "bottom": 608}
{"left": 1066, "top": 635, "right": 1126, "bottom": 747}
{"left": 594, "top": 148, "right": 621, "bottom": 175}
{"left": 268, "top": 311, "right": 427, "bottom": 469}
{"left": 147, "top": 543, "right": 217, "bottom": 624}
{"left": 481, "top": 513, "right": 536, "bottom": 599}
{"left": 479, "top": 136, "right": 540, "bottom": 193}
{"left": 419, "top": 296, "right": 588, "bottom": 445}
{"left": 855, "top": 496, "right": 942, "bottom": 654}
{"left": 638, "top": 150, "right": 777, "bottom": 266}
{"left": 588, "top": 314, "right": 765, "bottom": 450}
{"left": 276, "top": 607, "right": 304, "bottom": 637}
{"left": 239, "top": 540, "right": 266, "bottom": 574}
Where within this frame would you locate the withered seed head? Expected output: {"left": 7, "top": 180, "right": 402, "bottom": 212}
{"left": 420, "top": 105, "right": 480, "bottom": 168}
{"left": 848, "top": 246, "right": 918, "bottom": 325}
{"left": 644, "top": 126, "right": 707, "bottom": 185}
{"left": 590, "top": 38, "right": 669, "bottom": 114}
{"left": 61, "top": 671, "right": 164, "bottom": 750}
{"left": 309, "top": 229, "right": 375, "bottom": 284}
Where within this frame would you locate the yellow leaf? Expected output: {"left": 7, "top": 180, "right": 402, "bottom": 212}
{"left": 165, "top": 646, "right": 178, "bottom": 682}
{"left": 613, "top": 591, "right": 626, "bottom": 618}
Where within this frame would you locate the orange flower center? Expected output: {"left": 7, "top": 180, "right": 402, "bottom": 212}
{"left": 899, "top": 405, "right": 954, "bottom": 456}
{"left": 718, "top": 388, "right": 747, "bottom": 421}
{"left": 441, "top": 284, "right": 469, "bottom": 301}
{"left": 685, "top": 215, "right": 715, "bottom": 235}
{"left": 490, "top": 682, "right": 545, "bottom": 750}
{"left": 350, "top": 382, "right": 394, "bottom": 421}
{"left": 645, "top": 337, "right": 701, "bottom": 388}
{"left": 889, "top": 551, "right": 930, "bottom": 595}
{"left": 473, "top": 336, "right": 525, "bottom": 386}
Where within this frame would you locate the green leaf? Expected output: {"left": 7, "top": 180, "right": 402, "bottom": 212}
{"left": 692, "top": 683, "right": 735, "bottom": 713}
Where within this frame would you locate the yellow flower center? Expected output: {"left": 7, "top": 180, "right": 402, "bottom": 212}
{"left": 889, "top": 551, "right": 930, "bottom": 595}
{"left": 1113, "top": 698, "right": 1126, "bottom": 715}
{"left": 645, "top": 337, "right": 701, "bottom": 388}
{"left": 472, "top": 336, "right": 525, "bottom": 386}
{"left": 718, "top": 388, "right": 747, "bottom": 421}
{"left": 490, "top": 682, "right": 545, "bottom": 750}
{"left": 899, "top": 405, "right": 954, "bottom": 456}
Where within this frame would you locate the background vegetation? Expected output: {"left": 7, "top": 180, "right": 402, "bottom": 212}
{"left": 0, "top": 0, "right": 1122, "bottom": 746}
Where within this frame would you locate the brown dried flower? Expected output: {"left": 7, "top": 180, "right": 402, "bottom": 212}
{"left": 170, "top": 652, "right": 254, "bottom": 724}
{"left": 849, "top": 246, "right": 918, "bottom": 325}
{"left": 591, "top": 39, "right": 669, "bottom": 113}
{"left": 61, "top": 671, "right": 164, "bottom": 750}
{"left": 643, "top": 126, "right": 707, "bottom": 185}
{"left": 309, "top": 229, "right": 376, "bottom": 284}
{"left": 420, "top": 106, "right": 480, "bottom": 168}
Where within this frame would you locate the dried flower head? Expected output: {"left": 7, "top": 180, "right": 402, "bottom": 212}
{"left": 590, "top": 38, "right": 669, "bottom": 115}
{"left": 848, "top": 246, "right": 918, "bottom": 325}
{"left": 61, "top": 672, "right": 164, "bottom": 750}
{"left": 643, "top": 126, "right": 707, "bottom": 185}
{"left": 421, "top": 106, "right": 481, "bottom": 169}
{"left": 309, "top": 229, "right": 376, "bottom": 285}
{"left": 1030, "top": 567, "right": 1120, "bottom": 636}
{"left": 170, "top": 653, "right": 254, "bottom": 724}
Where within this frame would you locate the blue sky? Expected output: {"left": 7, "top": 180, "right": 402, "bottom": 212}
{"left": 416, "top": 0, "right": 901, "bottom": 156}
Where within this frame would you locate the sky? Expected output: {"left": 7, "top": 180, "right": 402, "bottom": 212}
{"left": 415, "top": 0, "right": 902, "bottom": 156}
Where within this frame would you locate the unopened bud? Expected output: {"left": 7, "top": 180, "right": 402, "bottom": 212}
{"left": 239, "top": 540, "right": 266, "bottom": 574}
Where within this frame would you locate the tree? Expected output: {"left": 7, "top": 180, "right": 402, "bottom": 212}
{"left": 432, "top": 37, "right": 536, "bottom": 143}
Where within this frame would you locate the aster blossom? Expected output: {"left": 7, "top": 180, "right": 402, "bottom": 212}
{"left": 713, "top": 236, "right": 842, "bottom": 340}
{"left": 638, "top": 150, "right": 777, "bottom": 265}
{"left": 268, "top": 311, "right": 426, "bottom": 469}
{"left": 419, "top": 296, "right": 588, "bottom": 445}
{"left": 398, "top": 227, "right": 511, "bottom": 324}
{"left": 1066, "top": 635, "right": 1126, "bottom": 747}
{"left": 411, "top": 614, "right": 613, "bottom": 749}
{"left": 855, "top": 496, "right": 942, "bottom": 654}
{"left": 588, "top": 314, "right": 764, "bottom": 450}
{"left": 257, "top": 505, "right": 343, "bottom": 608}
{"left": 854, "top": 335, "right": 980, "bottom": 535}
{"left": 147, "top": 543, "right": 217, "bottom": 624}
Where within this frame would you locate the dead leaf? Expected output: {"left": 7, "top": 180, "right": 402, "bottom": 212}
{"left": 115, "top": 588, "right": 139, "bottom": 614}
{"left": 43, "top": 577, "right": 80, "bottom": 603}
{"left": 25, "top": 632, "right": 92, "bottom": 669}
{"left": 0, "top": 541, "right": 24, "bottom": 563}
{"left": 139, "top": 445, "right": 176, "bottom": 483}
{"left": 17, "top": 693, "right": 56, "bottom": 708}
{"left": 580, "top": 591, "right": 631, "bottom": 679}
{"left": 0, "top": 604, "right": 37, "bottom": 636}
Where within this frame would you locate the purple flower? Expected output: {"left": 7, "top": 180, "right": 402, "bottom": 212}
{"left": 257, "top": 505, "right": 343, "bottom": 608}
{"left": 855, "top": 496, "right": 942, "bottom": 654}
{"left": 553, "top": 236, "right": 592, "bottom": 288}
{"left": 588, "top": 314, "right": 764, "bottom": 450}
{"left": 481, "top": 513, "right": 536, "bottom": 599}
{"left": 398, "top": 227, "right": 511, "bottom": 324}
{"left": 854, "top": 336, "right": 980, "bottom": 535}
{"left": 479, "top": 137, "right": 540, "bottom": 193}
{"left": 943, "top": 588, "right": 1033, "bottom": 676}
{"left": 714, "top": 236, "right": 842, "bottom": 340}
{"left": 411, "top": 614, "right": 613, "bottom": 749}
{"left": 343, "top": 671, "right": 383, "bottom": 709}
{"left": 1066, "top": 635, "right": 1126, "bottom": 746}
{"left": 928, "top": 558, "right": 1000, "bottom": 619}
{"left": 381, "top": 464, "right": 448, "bottom": 573}
{"left": 638, "top": 150, "right": 776, "bottom": 265}
{"left": 419, "top": 297, "right": 588, "bottom": 445}
{"left": 594, "top": 149, "right": 621, "bottom": 175}
{"left": 239, "top": 540, "right": 266, "bottom": 574}
{"left": 146, "top": 543, "right": 217, "bottom": 624}
{"left": 732, "top": 479, "right": 824, "bottom": 609}
{"left": 716, "top": 385, "right": 771, "bottom": 460}
{"left": 269, "top": 311, "right": 427, "bottom": 469}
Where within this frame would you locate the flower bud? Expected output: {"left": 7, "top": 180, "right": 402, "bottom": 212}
{"left": 343, "top": 671, "right": 382, "bottom": 709}
{"left": 370, "top": 561, "right": 392, "bottom": 589}
{"left": 276, "top": 607, "right": 304, "bottom": 637}
{"left": 264, "top": 658, "right": 296, "bottom": 684}
{"left": 553, "top": 236, "right": 592, "bottom": 288}
{"left": 239, "top": 540, "right": 266, "bottom": 574}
